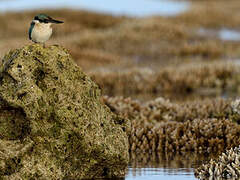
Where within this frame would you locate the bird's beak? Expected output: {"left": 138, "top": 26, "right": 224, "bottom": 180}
{"left": 47, "top": 18, "right": 64, "bottom": 24}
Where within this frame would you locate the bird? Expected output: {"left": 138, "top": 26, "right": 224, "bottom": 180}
{"left": 29, "top": 14, "right": 63, "bottom": 47}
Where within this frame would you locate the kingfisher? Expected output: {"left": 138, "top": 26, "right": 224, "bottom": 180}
{"left": 29, "top": 14, "right": 63, "bottom": 47}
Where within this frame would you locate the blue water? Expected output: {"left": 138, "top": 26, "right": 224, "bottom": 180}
{"left": 127, "top": 167, "right": 195, "bottom": 180}
{"left": 219, "top": 29, "right": 240, "bottom": 41}
{"left": 197, "top": 28, "right": 240, "bottom": 41}
{"left": 0, "top": 0, "right": 189, "bottom": 17}
{"left": 124, "top": 151, "right": 205, "bottom": 180}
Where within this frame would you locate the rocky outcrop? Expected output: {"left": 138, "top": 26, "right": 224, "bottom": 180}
{"left": 0, "top": 44, "right": 129, "bottom": 179}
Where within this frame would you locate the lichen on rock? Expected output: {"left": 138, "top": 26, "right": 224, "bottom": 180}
{"left": 0, "top": 44, "right": 129, "bottom": 179}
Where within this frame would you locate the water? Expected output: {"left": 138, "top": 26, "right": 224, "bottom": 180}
{"left": 127, "top": 167, "right": 195, "bottom": 180}
{"left": 123, "top": 152, "right": 218, "bottom": 180}
{"left": 197, "top": 28, "right": 240, "bottom": 41}
{"left": 219, "top": 29, "right": 240, "bottom": 41}
{"left": 0, "top": 0, "right": 189, "bottom": 17}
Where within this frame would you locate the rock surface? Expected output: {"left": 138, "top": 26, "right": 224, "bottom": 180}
{"left": 0, "top": 44, "right": 129, "bottom": 179}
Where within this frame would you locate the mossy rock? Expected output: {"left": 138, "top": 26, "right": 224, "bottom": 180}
{"left": 0, "top": 44, "right": 129, "bottom": 179}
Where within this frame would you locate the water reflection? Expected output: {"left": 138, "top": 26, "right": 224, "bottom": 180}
{"left": 126, "top": 151, "right": 221, "bottom": 180}
{"left": 127, "top": 168, "right": 193, "bottom": 180}
{"left": 0, "top": 0, "right": 189, "bottom": 17}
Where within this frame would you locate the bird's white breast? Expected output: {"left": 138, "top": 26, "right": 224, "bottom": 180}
{"left": 31, "top": 23, "right": 52, "bottom": 43}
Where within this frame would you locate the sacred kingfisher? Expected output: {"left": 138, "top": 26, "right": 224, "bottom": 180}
{"left": 29, "top": 14, "right": 63, "bottom": 46}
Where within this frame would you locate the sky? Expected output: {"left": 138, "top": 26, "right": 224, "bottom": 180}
{"left": 0, "top": 0, "right": 189, "bottom": 17}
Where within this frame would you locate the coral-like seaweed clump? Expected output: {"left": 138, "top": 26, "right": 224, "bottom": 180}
{"left": 195, "top": 146, "right": 240, "bottom": 179}
{"left": 91, "top": 62, "right": 238, "bottom": 96}
{"left": 0, "top": 44, "right": 129, "bottom": 179}
{"left": 103, "top": 96, "right": 240, "bottom": 153}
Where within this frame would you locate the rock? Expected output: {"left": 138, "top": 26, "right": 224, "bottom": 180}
{"left": 0, "top": 44, "right": 129, "bottom": 179}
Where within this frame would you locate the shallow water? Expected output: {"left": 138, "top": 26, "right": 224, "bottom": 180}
{"left": 123, "top": 152, "right": 219, "bottom": 180}
{"left": 219, "top": 29, "right": 240, "bottom": 41}
{"left": 126, "top": 167, "right": 195, "bottom": 180}
{"left": 0, "top": 0, "right": 189, "bottom": 17}
{"left": 197, "top": 28, "right": 240, "bottom": 41}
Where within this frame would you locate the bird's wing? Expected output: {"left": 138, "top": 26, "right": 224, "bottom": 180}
{"left": 28, "top": 22, "right": 35, "bottom": 40}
